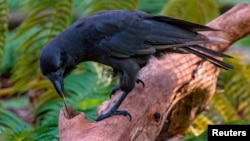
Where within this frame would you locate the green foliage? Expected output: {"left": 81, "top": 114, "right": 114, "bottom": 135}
{"left": 138, "top": 0, "right": 168, "bottom": 14}
{"left": 10, "top": 0, "right": 73, "bottom": 93}
{"left": 0, "top": 107, "right": 61, "bottom": 141}
{"left": 183, "top": 130, "right": 208, "bottom": 141}
{"left": 0, "top": 0, "right": 8, "bottom": 71}
{"left": 219, "top": 54, "right": 250, "bottom": 121}
{"left": 234, "top": 36, "right": 250, "bottom": 48}
{"left": 215, "top": 0, "right": 250, "bottom": 4}
{"left": 161, "top": 0, "right": 219, "bottom": 24}
{"left": 74, "top": 0, "right": 139, "bottom": 16}
{"left": 0, "top": 109, "right": 32, "bottom": 141}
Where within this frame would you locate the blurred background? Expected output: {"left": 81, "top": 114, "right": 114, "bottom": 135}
{"left": 0, "top": 0, "right": 249, "bottom": 140}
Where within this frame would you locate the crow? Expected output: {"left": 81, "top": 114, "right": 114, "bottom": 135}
{"left": 39, "top": 10, "right": 233, "bottom": 121}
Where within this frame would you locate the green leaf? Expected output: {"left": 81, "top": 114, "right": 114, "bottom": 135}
{"left": 160, "top": 0, "right": 219, "bottom": 24}
{"left": 0, "top": 109, "right": 32, "bottom": 141}
{"left": 32, "top": 124, "right": 58, "bottom": 141}
{"left": 78, "top": 0, "right": 139, "bottom": 15}
{"left": 215, "top": 0, "right": 250, "bottom": 4}
{"left": 234, "top": 36, "right": 250, "bottom": 48}
{"left": 138, "top": 0, "right": 168, "bottom": 14}
{"left": 187, "top": 114, "right": 214, "bottom": 136}
{"left": 10, "top": 0, "right": 73, "bottom": 93}
{"left": 183, "top": 130, "right": 208, "bottom": 141}
{"left": 64, "top": 62, "right": 114, "bottom": 120}
{"left": 0, "top": 0, "right": 8, "bottom": 72}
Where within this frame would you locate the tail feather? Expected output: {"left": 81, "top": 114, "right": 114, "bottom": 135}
{"left": 181, "top": 47, "right": 234, "bottom": 70}
{"left": 153, "top": 40, "right": 228, "bottom": 50}
{"left": 189, "top": 45, "right": 232, "bottom": 58}
{"left": 146, "top": 15, "right": 233, "bottom": 70}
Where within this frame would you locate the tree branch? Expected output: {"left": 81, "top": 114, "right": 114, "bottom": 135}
{"left": 58, "top": 3, "right": 250, "bottom": 141}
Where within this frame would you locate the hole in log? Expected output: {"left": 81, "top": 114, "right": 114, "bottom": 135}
{"left": 153, "top": 112, "right": 161, "bottom": 122}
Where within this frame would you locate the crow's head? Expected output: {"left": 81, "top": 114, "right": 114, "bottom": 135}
{"left": 40, "top": 45, "right": 66, "bottom": 98}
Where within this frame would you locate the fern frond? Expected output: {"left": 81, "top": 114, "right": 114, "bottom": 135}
{"left": 0, "top": 108, "right": 59, "bottom": 141}
{"left": 80, "top": 0, "right": 139, "bottom": 15}
{"left": 0, "top": 0, "right": 8, "bottom": 69}
{"left": 219, "top": 53, "right": 250, "bottom": 121}
{"left": 10, "top": 0, "right": 73, "bottom": 93}
{"left": 160, "top": 0, "right": 219, "bottom": 24}
{"left": 187, "top": 114, "right": 214, "bottom": 135}
{"left": 32, "top": 123, "right": 59, "bottom": 141}
{"left": 0, "top": 109, "right": 33, "bottom": 141}
{"left": 210, "top": 93, "right": 240, "bottom": 122}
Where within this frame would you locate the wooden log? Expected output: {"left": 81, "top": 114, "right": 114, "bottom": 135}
{"left": 59, "top": 3, "right": 250, "bottom": 141}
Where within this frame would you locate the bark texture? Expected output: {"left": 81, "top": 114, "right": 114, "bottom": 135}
{"left": 59, "top": 3, "right": 250, "bottom": 141}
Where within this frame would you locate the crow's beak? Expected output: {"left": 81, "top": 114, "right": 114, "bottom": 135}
{"left": 51, "top": 75, "right": 64, "bottom": 98}
{"left": 48, "top": 73, "right": 69, "bottom": 115}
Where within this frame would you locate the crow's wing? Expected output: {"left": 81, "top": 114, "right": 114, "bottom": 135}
{"left": 96, "top": 22, "right": 155, "bottom": 57}
{"left": 77, "top": 10, "right": 233, "bottom": 69}
{"left": 93, "top": 11, "right": 219, "bottom": 57}
{"left": 90, "top": 11, "right": 154, "bottom": 58}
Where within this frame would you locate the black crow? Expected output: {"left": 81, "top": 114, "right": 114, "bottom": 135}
{"left": 39, "top": 10, "right": 233, "bottom": 121}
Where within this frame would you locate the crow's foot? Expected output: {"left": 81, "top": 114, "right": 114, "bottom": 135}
{"left": 95, "top": 110, "right": 131, "bottom": 121}
{"left": 97, "top": 91, "right": 131, "bottom": 121}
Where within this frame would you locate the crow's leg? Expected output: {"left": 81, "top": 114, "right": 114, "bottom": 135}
{"left": 110, "top": 79, "right": 144, "bottom": 98}
{"left": 96, "top": 91, "right": 131, "bottom": 121}
{"left": 97, "top": 58, "right": 139, "bottom": 121}
{"left": 109, "top": 69, "right": 120, "bottom": 98}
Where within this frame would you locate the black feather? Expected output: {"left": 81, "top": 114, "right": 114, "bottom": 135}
{"left": 182, "top": 47, "right": 234, "bottom": 70}
{"left": 189, "top": 45, "right": 232, "bottom": 58}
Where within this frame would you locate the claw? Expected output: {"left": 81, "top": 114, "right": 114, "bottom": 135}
{"left": 136, "top": 79, "right": 145, "bottom": 87}
{"left": 95, "top": 110, "right": 132, "bottom": 121}
{"left": 96, "top": 91, "right": 132, "bottom": 121}
{"left": 114, "top": 110, "right": 132, "bottom": 121}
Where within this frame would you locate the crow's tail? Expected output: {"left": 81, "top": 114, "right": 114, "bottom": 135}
{"left": 181, "top": 45, "right": 234, "bottom": 70}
